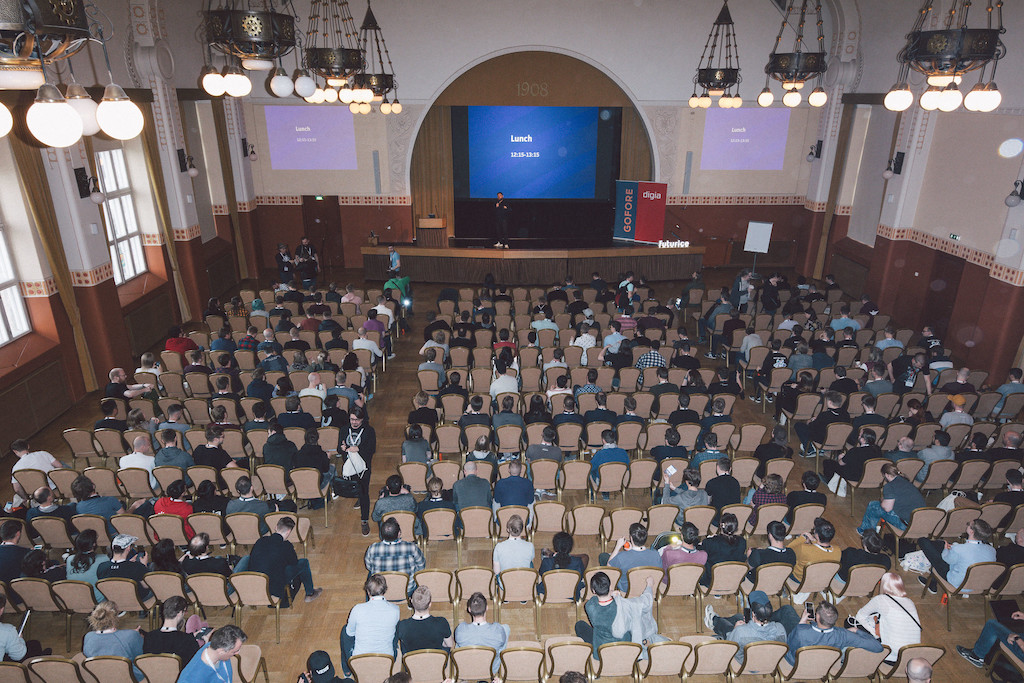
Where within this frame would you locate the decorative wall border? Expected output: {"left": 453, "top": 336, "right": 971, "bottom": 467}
{"left": 668, "top": 194, "right": 805, "bottom": 206}
{"left": 875, "top": 223, "right": 1022, "bottom": 286}
{"left": 70, "top": 263, "right": 114, "bottom": 287}
{"left": 141, "top": 233, "right": 164, "bottom": 246}
{"left": 19, "top": 278, "right": 57, "bottom": 298}
{"left": 212, "top": 204, "right": 228, "bottom": 215}
{"left": 172, "top": 224, "right": 201, "bottom": 242}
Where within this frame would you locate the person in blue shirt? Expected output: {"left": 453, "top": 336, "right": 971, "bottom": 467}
{"left": 387, "top": 245, "right": 401, "bottom": 277}
{"left": 179, "top": 624, "right": 246, "bottom": 682}
{"left": 784, "top": 600, "right": 882, "bottom": 664}
{"left": 917, "top": 517, "right": 996, "bottom": 594}
{"left": 690, "top": 433, "right": 726, "bottom": 468}
{"left": 992, "top": 368, "right": 1024, "bottom": 417}
{"left": 493, "top": 459, "right": 535, "bottom": 515}
{"left": 601, "top": 523, "right": 661, "bottom": 592}
{"left": 589, "top": 430, "right": 629, "bottom": 500}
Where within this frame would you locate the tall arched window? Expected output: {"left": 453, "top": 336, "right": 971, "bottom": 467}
{"left": 0, "top": 222, "right": 30, "bottom": 344}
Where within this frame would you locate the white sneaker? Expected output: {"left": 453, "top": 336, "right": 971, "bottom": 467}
{"left": 494, "top": 242, "right": 503, "bottom": 248}
{"left": 704, "top": 604, "right": 718, "bottom": 630}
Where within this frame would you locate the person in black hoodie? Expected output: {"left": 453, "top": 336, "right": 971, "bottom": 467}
{"left": 295, "top": 428, "right": 334, "bottom": 495}
{"left": 262, "top": 420, "right": 297, "bottom": 474}
{"left": 795, "top": 391, "right": 849, "bottom": 455}
{"left": 249, "top": 516, "right": 323, "bottom": 604}
{"left": 823, "top": 428, "right": 882, "bottom": 486}
{"left": 143, "top": 596, "right": 201, "bottom": 663}
{"left": 338, "top": 407, "right": 377, "bottom": 538}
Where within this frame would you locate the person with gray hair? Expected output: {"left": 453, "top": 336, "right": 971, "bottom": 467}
{"left": 905, "top": 657, "right": 931, "bottom": 682}
{"left": 453, "top": 460, "right": 492, "bottom": 511}
{"left": 180, "top": 624, "right": 247, "bottom": 680}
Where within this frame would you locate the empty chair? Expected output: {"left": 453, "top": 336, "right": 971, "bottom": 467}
{"left": 657, "top": 563, "right": 705, "bottom": 632}
{"left": 401, "top": 649, "right": 448, "bottom": 683}
{"left": 588, "top": 642, "right": 642, "bottom": 681}
{"left": 729, "top": 641, "right": 789, "bottom": 679}
{"left": 544, "top": 637, "right": 591, "bottom": 683}
{"left": 679, "top": 637, "right": 739, "bottom": 678}
{"left": 924, "top": 560, "right": 1005, "bottom": 631}
{"left": 637, "top": 640, "right": 693, "bottom": 681}
{"left": 347, "top": 653, "right": 394, "bottom": 683}
{"left": 230, "top": 572, "right": 283, "bottom": 643}
{"left": 133, "top": 653, "right": 182, "bottom": 683}
{"left": 829, "top": 645, "right": 891, "bottom": 680}
{"left": 81, "top": 656, "right": 137, "bottom": 683}
{"left": 450, "top": 646, "right": 496, "bottom": 682}
{"left": 776, "top": 645, "right": 842, "bottom": 682}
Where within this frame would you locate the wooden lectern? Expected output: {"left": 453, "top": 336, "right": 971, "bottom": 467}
{"left": 416, "top": 217, "right": 447, "bottom": 248}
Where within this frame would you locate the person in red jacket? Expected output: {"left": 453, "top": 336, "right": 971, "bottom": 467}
{"left": 165, "top": 326, "right": 199, "bottom": 356}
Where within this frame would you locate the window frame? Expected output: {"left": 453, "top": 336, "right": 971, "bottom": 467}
{"left": 96, "top": 148, "right": 147, "bottom": 286}
{"left": 0, "top": 223, "right": 31, "bottom": 346}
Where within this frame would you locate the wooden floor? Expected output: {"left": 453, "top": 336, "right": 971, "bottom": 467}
{"left": 7, "top": 268, "right": 997, "bottom": 681}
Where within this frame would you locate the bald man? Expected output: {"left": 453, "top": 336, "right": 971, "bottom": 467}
{"left": 105, "top": 367, "right": 153, "bottom": 400}
{"left": 905, "top": 657, "right": 931, "bottom": 682}
{"left": 120, "top": 435, "right": 158, "bottom": 489}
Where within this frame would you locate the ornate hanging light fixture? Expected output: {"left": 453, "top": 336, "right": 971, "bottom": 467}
{"left": 300, "top": 0, "right": 363, "bottom": 103}
{"left": 201, "top": 0, "right": 298, "bottom": 97}
{"left": 350, "top": 0, "right": 400, "bottom": 114}
{"left": 759, "top": 0, "right": 828, "bottom": 109}
{"left": 689, "top": 0, "right": 743, "bottom": 109}
{"left": 0, "top": 0, "right": 90, "bottom": 90}
{"left": 884, "top": 0, "right": 1006, "bottom": 113}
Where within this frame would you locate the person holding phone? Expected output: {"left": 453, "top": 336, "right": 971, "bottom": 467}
{"left": 785, "top": 600, "right": 883, "bottom": 665}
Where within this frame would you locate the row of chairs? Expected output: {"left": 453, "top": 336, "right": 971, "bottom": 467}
{"left": 0, "top": 643, "right": 267, "bottom": 683}
{"left": 29, "top": 510, "right": 313, "bottom": 558}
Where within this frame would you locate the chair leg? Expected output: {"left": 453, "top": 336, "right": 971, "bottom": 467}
{"left": 946, "top": 594, "right": 951, "bottom": 632}
{"left": 275, "top": 604, "right": 281, "bottom": 643}
{"left": 696, "top": 592, "right": 703, "bottom": 633}
{"left": 65, "top": 613, "right": 71, "bottom": 652}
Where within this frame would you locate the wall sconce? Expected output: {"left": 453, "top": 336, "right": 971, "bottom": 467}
{"left": 241, "top": 137, "right": 257, "bottom": 161}
{"left": 74, "top": 167, "right": 105, "bottom": 204}
{"left": 1006, "top": 179, "right": 1023, "bottom": 208}
{"left": 178, "top": 148, "right": 200, "bottom": 178}
{"left": 806, "top": 140, "right": 823, "bottom": 162}
{"left": 882, "top": 152, "right": 905, "bottom": 180}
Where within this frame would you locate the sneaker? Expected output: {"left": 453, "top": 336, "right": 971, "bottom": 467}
{"left": 765, "top": 394, "right": 775, "bottom": 403}
{"left": 917, "top": 576, "right": 937, "bottom": 594}
{"left": 361, "top": 521, "right": 370, "bottom": 537}
{"left": 387, "top": 353, "right": 396, "bottom": 360}
{"left": 494, "top": 242, "right": 503, "bottom": 248}
{"left": 957, "top": 645, "right": 984, "bottom": 668}
{"left": 750, "top": 394, "right": 762, "bottom": 403}
{"left": 704, "top": 604, "right": 718, "bottom": 630}
{"left": 352, "top": 500, "right": 360, "bottom": 510}
{"left": 304, "top": 587, "right": 324, "bottom": 603}
{"left": 704, "top": 352, "right": 718, "bottom": 359}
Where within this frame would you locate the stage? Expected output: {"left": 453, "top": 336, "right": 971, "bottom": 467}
{"left": 361, "top": 244, "right": 704, "bottom": 284}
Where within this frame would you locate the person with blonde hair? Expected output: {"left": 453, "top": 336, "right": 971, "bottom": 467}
{"left": 396, "top": 585, "right": 453, "bottom": 653}
{"left": 853, "top": 572, "right": 921, "bottom": 662}
{"left": 84, "top": 600, "right": 144, "bottom": 678}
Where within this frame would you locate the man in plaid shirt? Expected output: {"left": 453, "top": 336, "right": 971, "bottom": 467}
{"left": 236, "top": 326, "right": 260, "bottom": 352}
{"left": 635, "top": 339, "right": 667, "bottom": 388}
{"left": 364, "top": 517, "right": 425, "bottom": 593}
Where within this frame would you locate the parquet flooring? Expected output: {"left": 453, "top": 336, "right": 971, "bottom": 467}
{"left": 6, "top": 268, "right": 997, "bottom": 681}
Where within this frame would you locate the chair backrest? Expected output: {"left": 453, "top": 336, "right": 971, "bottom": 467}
{"left": 625, "top": 566, "right": 664, "bottom": 598}
{"left": 96, "top": 577, "right": 147, "bottom": 611}
{"left": 229, "top": 571, "right": 278, "bottom": 607}
{"left": 81, "top": 656, "right": 137, "bottom": 683}
{"left": 748, "top": 503, "right": 788, "bottom": 536}
{"left": 539, "top": 569, "right": 581, "bottom": 605}
{"left": 994, "top": 563, "right": 1024, "bottom": 598}
{"left": 592, "top": 642, "right": 642, "bottom": 679}
{"left": 660, "top": 563, "right": 705, "bottom": 598}
{"left": 401, "top": 649, "right": 448, "bottom": 683}
{"left": 9, "top": 578, "right": 61, "bottom": 612}
{"left": 545, "top": 638, "right": 591, "bottom": 680}
{"left": 559, "top": 460, "right": 590, "bottom": 490}
{"left": 531, "top": 500, "right": 566, "bottom": 534}
{"left": 786, "top": 645, "right": 842, "bottom": 681}
{"left": 188, "top": 512, "right": 230, "bottom": 546}
{"left": 378, "top": 572, "right": 410, "bottom": 603}
{"left": 734, "top": 641, "right": 789, "bottom": 676}
{"left": 225, "top": 512, "right": 264, "bottom": 547}
{"left": 414, "top": 569, "right": 454, "bottom": 605}
{"left": 148, "top": 514, "right": 190, "bottom": 547}
{"left": 451, "top": 646, "right": 497, "bottom": 682}
{"left": 901, "top": 507, "right": 946, "bottom": 538}
{"left": 187, "top": 572, "right": 235, "bottom": 608}
{"left": 730, "top": 456, "right": 760, "bottom": 486}
{"left": 144, "top": 571, "right": 189, "bottom": 604}
{"left": 684, "top": 505, "right": 717, "bottom": 536}
{"left": 71, "top": 515, "right": 112, "bottom": 548}
{"left": 32, "top": 516, "right": 75, "bottom": 551}
{"left": 954, "top": 561, "right": 1006, "bottom": 595}
{"left": 348, "top": 653, "right": 394, "bottom": 683}
{"left": 384, "top": 510, "right": 417, "bottom": 543}
{"left": 788, "top": 503, "right": 826, "bottom": 537}
{"left": 748, "top": 562, "right": 795, "bottom": 597}
{"left": 458, "top": 507, "right": 493, "bottom": 539}
{"left": 706, "top": 561, "right": 747, "bottom": 595}
{"left": 645, "top": 504, "right": 679, "bottom": 536}
{"left": 455, "top": 566, "right": 495, "bottom": 603}
{"left": 936, "top": 506, "right": 982, "bottom": 538}
{"left": 839, "top": 563, "right": 888, "bottom": 598}
{"left": 421, "top": 508, "right": 457, "bottom": 542}
{"left": 639, "top": 640, "right": 692, "bottom": 677}
{"left": 796, "top": 560, "right": 842, "bottom": 593}
{"left": 829, "top": 645, "right": 891, "bottom": 679}
{"left": 883, "top": 645, "right": 945, "bottom": 679}
{"left": 26, "top": 657, "right": 85, "bottom": 683}
{"left": 290, "top": 467, "right": 327, "bottom": 498}
{"left": 683, "top": 639, "right": 740, "bottom": 676}
{"left": 499, "top": 645, "right": 545, "bottom": 683}
{"left": 497, "top": 568, "right": 539, "bottom": 603}
{"left": 602, "top": 507, "right": 643, "bottom": 543}
{"left": 566, "top": 504, "right": 605, "bottom": 535}
{"left": 51, "top": 580, "right": 98, "bottom": 614}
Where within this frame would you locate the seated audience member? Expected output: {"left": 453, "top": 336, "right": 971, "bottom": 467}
{"left": 153, "top": 479, "right": 195, "bottom": 539}
{"left": 492, "top": 514, "right": 535, "bottom": 574}
{"left": 10, "top": 438, "right": 65, "bottom": 500}
{"left": 649, "top": 427, "right": 687, "bottom": 483}
{"left": 663, "top": 467, "right": 710, "bottom": 527}
{"left": 454, "top": 592, "right": 510, "bottom": 673}
{"left": 263, "top": 420, "right": 297, "bottom": 472}
{"left": 401, "top": 424, "right": 432, "bottom": 465}
{"left": 97, "top": 534, "right": 153, "bottom": 600}
{"left": 144, "top": 595, "right": 201, "bottom": 663}
{"left": 397, "top": 586, "right": 454, "bottom": 654}
{"left": 20, "top": 548, "right": 63, "bottom": 581}
{"left": 752, "top": 426, "right": 793, "bottom": 479}
{"left": 416, "top": 477, "right": 455, "bottom": 524}
{"left": 856, "top": 462, "right": 925, "bottom": 535}
{"left": 940, "top": 393, "right": 974, "bottom": 429}
{"left": 179, "top": 624, "right": 247, "bottom": 681}
{"left": 705, "top": 457, "right": 741, "bottom": 512}
{"left": 193, "top": 425, "right": 242, "bottom": 473}
{"left": 958, "top": 613, "right": 1024, "bottom": 669}
{"left": 690, "top": 433, "right": 726, "bottom": 468}
{"left": 603, "top": 523, "right": 661, "bottom": 592}
{"left": 276, "top": 396, "right": 318, "bottom": 430}
{"left": 493, "top": 460, "right": 535, "bottom": 513}
{"left": 885, "top": 436, "right": 917, "bottom": 463}
{"left": 539, "top": 531, "right": 588, "bottom": 597}
{"left": 182, "top": 533, "right": 235, "bottom": 577}
{"left": 120, "top": 435, "right": 158, "bottom": 489}
{"left": 71, "top": 474, "right": 125, "bottom": 529}
{"left": 588, "top": 430, "right": 629, "bottom": 497}
{"left": 917, "top": 518, "right": 995, "bottom": 594}
{"left": 0, "top": 593, "right": 46, "bottom": 660}
{"left": 795, "top": 391, "right": 849, "bottom": 455}
{"left": 786, "top": 471, "right": 827, "bottom": 523}
{"left": 787, "top": 518, "right": 837, "bottom": 602}
{"left": 408, "top": 392, "right": 438, "bottom": 428}
{"left": 914, "top": 430, "right": 954, "bottom": 484}
{"left": 525, "top": 426, "right": 561, "bottom": 465}
{"left": 582, "top": 392, "right": 616, "bottom": 425}
{"left": 453, "top": 461, "right": 492, "bottom": 512}
{"left": 986, "top": 430, "right": 1022, "bottom": 463}
{"left": 660, "top": 522, "right": 707, "bottom": 578}
{"left": 700, "top": 513, "right": 747, "bottom": 586}
{"left": 249, "top": 516, "right": 324, "bottom": 604}
{"left": 94, "top": 399, "right": 127, "bottom": 431}
{"left": 365, "top": 517, "right": 426, "bottom": 584}
{"left": 298, "top": 650, "right": 346, "bottom": 683}
{"left": 66, "top": 530, "right": 103, "bottom": 599}
{"left": 837, "top": 529, "right": 891, "bottom": 586}
{"left": 667, "top": 393, "right": 701, "bottom": 426}
{"left": 573, "top": 570, "right": 664, "bottom": 656}
{"left": 225, "top": 476, "right": 274, "bottom": 533}
{"left": 695, "top": 398, "right": 730, "bottom": 451}
{"left": 745, "top": 520, "right": 796, "bottom": 582}
{"left": 492, "top": 395, "right": 526, "bottom": 432}
{"left": 83, "top": 601, "right": 144, "bottom": 678}
{"left": 784, "top": 600, "right": 883, "bottom": 664}
{"left": 748, "top": 473, "right": 786, "bottom": 524}
{"left": 372, "top": 474, "right": 417, "bottom": 528}
{"left": 995, "top": 470, "right": 1024, "bottom": 527}
{"left": 823, "top": 428, "right": 882, "bottom": 493}
{"left": 294, "top": 428, "right": 334, "bottom": 495}
{"left": 706, "top": 591, "right": 787, "bottom": 660}
{"left": 192, "top": 480, "right": 230, "bottom": 515}
{"left": 552, "top": 395, "right": 584, "bottom": 427}
{"left": 853, "top": 572, "right": 921, "bottom": 662}
{"left": 154, "top": 428, "right": 195, "bottom": 476}
{"left": 847, "top": 395, "right": 887, "bottom": 445}
{"left": 24, "top": 486, "right": 75, "bottom": 534}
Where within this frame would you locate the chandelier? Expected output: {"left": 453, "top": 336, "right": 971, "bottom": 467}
{"left": 758, "top": 0, "right": 828, "bottom": 108}
{"left": 349, "top": 0, "right": 400, "bottom": 114}
{"left": 200, "top": 0, "right": 298, "bottom": 98}
{"left": 884, "top": 1, "right": 1005, "bottom": 113}
{"left": 689, "top": 0, "right": 743, "bottom": 109}
{"left": 0, "top": 0, "right": 142, "bottom": 148}
{"left": 305, "top": 0, "right": 362, "bottom": 89}
{"left": 0, "top": 0, "right": 90, "bottom": 90}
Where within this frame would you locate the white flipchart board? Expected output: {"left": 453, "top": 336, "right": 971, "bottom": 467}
{"left": 744, "top": 221, "right": 773, "bottom": 253}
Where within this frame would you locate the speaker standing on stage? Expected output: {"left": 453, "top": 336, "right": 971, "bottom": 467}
{"left": 295, "top": 236, "right": 320, "bottom": 289}
{"left": 387, "top": 245, "right": 401, "bottom": 277}
{"left": 494, "top": 192, "right": 511, "bottom": 248}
